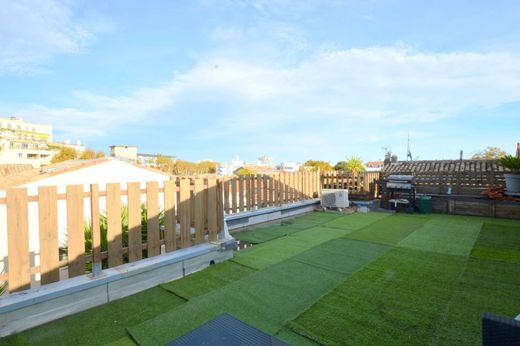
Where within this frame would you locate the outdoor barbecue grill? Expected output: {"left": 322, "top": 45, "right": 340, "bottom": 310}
{"left": 382, "top": 174, "right": 416, "bottom": 211}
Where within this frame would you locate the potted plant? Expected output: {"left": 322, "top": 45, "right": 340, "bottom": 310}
{"left": 499, "top": 155, "right": 520, "bottom": 194}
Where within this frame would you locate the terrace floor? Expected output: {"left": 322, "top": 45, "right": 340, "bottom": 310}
{"left": 2, "top": 211, "right": 520, "bottom": 345}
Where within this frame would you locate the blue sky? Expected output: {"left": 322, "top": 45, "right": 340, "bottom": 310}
{"left": 1, "top": 0, "right": 519, "bottom": 164}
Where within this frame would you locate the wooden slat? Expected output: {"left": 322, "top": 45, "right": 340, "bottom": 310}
{"left": 7, "top": 188, "right": 30, "bottom": 292}
{"left": 231, "top": 177, "right": 238, "bottom": 213}
{"left": 127, "top": 182, "right": 142, "bottom": 261}
{"left": 284, "top": 173, "right": 289, "bottom": 203}
{"left": 66, "top": 185, "right": 85, "bottom": 277}
{"left": 194, "top": 178, "right": 205, "bottom": 244}
{"left": 246, "top": 175, "right": 252, "bottom": 211}
{"left": 250, "top": 175, "right": 256, "bottom": 209}
{"left": 106, "top": 183, "right": 123, "bottom": 267}
{"left": 179, "top": 179, "right": 191, "bottom": 248}
{"left": 224, "top": 179, "right": 231, "bottom": 214}
{"left": 207, "top": 177, "right": 218, "bottom": 241}
{"left": 256, "top": 175, "right": 262, "bottom": 208}
{"left": 164, "top": 180, "right": 176, "bottom": 252}
{"left": 262, "top": 175, "right": 269, "bottom": 208}
{"left": 90, "top": 184, "right": 102, "bottom": 268}
{"left": 147, "top": 181, "right": 161, "bottom": 256}
{"left": 38, "top": 186, "right": 59, "bottom": 285}
{"left": 269, "top": 175, "right": 274, "bottom": 206}
{"left": 238, "top": 176, "right": 245, "bottom": 211}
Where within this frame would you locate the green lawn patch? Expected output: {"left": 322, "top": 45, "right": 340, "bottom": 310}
{"left": 398, "top": 215, "right": 482, "bottom": 256}
{"left": 160, "top": 261, "right": 255, "bottom": 300}
{"left": 232, "top": 225, "right": 299, "bottom": 244}
{"left": 433, "top": 258, "right": 520, "bottom": 345}
{"left": 0, "top": 287, "right": 185, "bottom": 346}
{"left": 128, "top": 239, "right": 389, "bottom": 345}
{"left": 345, "top": 214, "right": 427, "bottom": 245}
{"left": 470, "top": 222, "right": 520, "bottom": 263}
{"left": 321, "top": 212, "right": 390, "bottom": 231}
{"left": 295, "top": 211, "right": 345, "bottom": 222}
{"left": 232, "top": 225, "right": 356, "bottom": 270}
{"left": 288, "top": 247, "right": 467, "bottom": 345}
{"left": 293, "top": 238, "right": 389, "bottom": 274}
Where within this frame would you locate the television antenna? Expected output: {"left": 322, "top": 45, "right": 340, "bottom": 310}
{"left": 406, "top": 133, "right": 413, "bottom": 161}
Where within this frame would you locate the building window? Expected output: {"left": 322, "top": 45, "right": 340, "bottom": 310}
{"left": 28, "top": 154, "right": 38, "bottom": 159}
{"left": 22, "top": 143, "right": 28, "bottom": 149}
{"left": 18, "top": 153, "right": 23, "bottom": 158}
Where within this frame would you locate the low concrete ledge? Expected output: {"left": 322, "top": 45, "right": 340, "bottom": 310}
{"left": 0, "top": 241, "right": 233, "bottom": 337}
{"left": 225, "top": 199, "right": 320, "bottom": 230}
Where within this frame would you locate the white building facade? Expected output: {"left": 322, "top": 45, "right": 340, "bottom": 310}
{"left": 0, "top": 117, "right": 85, "bottom": 166}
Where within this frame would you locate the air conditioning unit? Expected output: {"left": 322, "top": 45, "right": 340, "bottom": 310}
{"left": 321, "top": 189, "right": 349, "bottom": 210}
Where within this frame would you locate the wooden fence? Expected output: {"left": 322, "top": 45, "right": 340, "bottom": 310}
{"left": 321, "top": 171, "right": 380, "bottom": 199}
{"left": 0, "top": 177, "right": 223, "bottom": 293}
{"left": 220, "top": 171, "right": 321, "bottom": 214}
{"left": 0, "top": 172, "right": 321, "bottom": 294}
{"left": 381, "top": 160, "right": 507, "bottom": 195}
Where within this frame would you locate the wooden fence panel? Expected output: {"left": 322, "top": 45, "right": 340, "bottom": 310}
{"left": 66, "top": 185, "right": 85, "bottom": 278}
{"left": 238, "top": 176, "right": 245, "bottom": 212}
{"left": 38, "top": 186, "right": 59, "bottom": 285}
{"left": 246, "top": 175, "right": 252, "bottom": 211}
{"left": 224, "top": 179, "right": 231, "bottom": 214}
{"left": 164, "top": 180, "right": 176, "bottom": 252}
{"left": 256, "top": 175, "right": 262, "bottom": 208}
{"left": 127, "top": 182, "right": 142, "bottom": 262}
{"left": 207, "top": 178, "right": 218, "bottom": 241}
{"left": 7, "top": 188, "right": 30, "bottom": 292}
{"left": 231, "top": 177, "right": 238, "bottom": 213}
{"left": 147, "top": 181, "right": 161, "bottom": 256}
{"left": 179, "top": 179, "right": 191, "bottom": 248}
{"left": 194, "top": 178, "right": 205, "bottom": 244}
{"left": 107, "top": 183, "right": 123, "bottom": 267}
{"left": 269, "top": 175, "right": 274, "bottom": 206}
{"left": 263, "top": 175, "right": 268, "bottom": 207}
{"left": 90, "top": 184, "right": 102, "bottom": 269}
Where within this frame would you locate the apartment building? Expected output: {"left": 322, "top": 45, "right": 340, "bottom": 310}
{"left": 0, "top": 117, "right": 85, "bottom": 166}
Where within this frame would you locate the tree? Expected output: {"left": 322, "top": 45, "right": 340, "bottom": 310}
{"left": 51, "top": 147, "right": 77, "bottom": 163}
{"left": 472, "top": 147, "right": 508, "bottom": 160}
{"left": 197, "top": 160, "right": 217, "bottom": 174}
{"left": 79, "top": 148, "right": 96, "bottom": 160}
{"left": 302, "top": 160, "right": 333, "bottom": 172}
{"left": 155, "top": 155, "right": 175, "bottom": 173}
{"left": 173, "top": 160, "right": 198, "bottom": 175}
{"left": 334, "top": 161, "right": 348, "bottom": 171}
{"left": 345, "top": 156, "right": 365, "bottom": 173}
{"left": 95, "top": 150, "right": 105, "bottom": 158}
{"left": 235, "top": 167, "right": 256, "bottom": 175}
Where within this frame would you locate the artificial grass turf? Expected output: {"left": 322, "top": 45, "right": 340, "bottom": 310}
{"left": 433, "top": 257, "right": 520, "bottom": 345}
{"left": 293, "top": 238, "right": 390, "bottom": 274}
{"left": 160, "top": 261, "right": 255, "bottom": 300}
{"left": 345, "top": 214, "right": 427, "bottom": 245}
{"left": 232, "top": 211, "right": 344, "bottom": 244}
{"left": 231, "top": 224, "right": 298, "bottom": 244}
{"left": 0, "top": 287, "right": 185, "bottom": 346}
{"left": 127, "top": 239, "right": 390, "bottom": 345}
{"left": 398, "top": 215, "right": 483, "bottom": 256}
{"left": 288, "top": 247, "right": 467, "bottom": 346}
{"left": 470, "top": 222, "right": 520, "bottom": 263}
{"left": 321, "top": 211, "right": 390, "bottom": 230}
{"left": 232, "top": 225, "right": 357, "bottom": 270}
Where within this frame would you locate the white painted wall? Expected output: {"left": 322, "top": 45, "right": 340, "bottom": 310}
{"left": 0, "top": 160, "right": 171, "bottom": 287}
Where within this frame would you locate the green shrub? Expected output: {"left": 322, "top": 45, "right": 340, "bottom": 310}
{"left": 498, "top": 155, "right": 520, "bottom": 172}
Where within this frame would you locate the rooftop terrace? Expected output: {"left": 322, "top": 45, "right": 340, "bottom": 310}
{"left": 1, "top": 211, "right": 520, "bottom": 345}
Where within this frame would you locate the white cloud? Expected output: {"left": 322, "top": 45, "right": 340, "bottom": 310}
{"left": 3, "top": 45, "right": 520, "bottom": 156}
{"left": 0, "top": 0, "right": 96, "bottom": 74}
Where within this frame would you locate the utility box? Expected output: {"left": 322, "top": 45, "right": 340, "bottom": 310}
{"left": 418, "top": 196, "right": 432, "bottom": 214}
